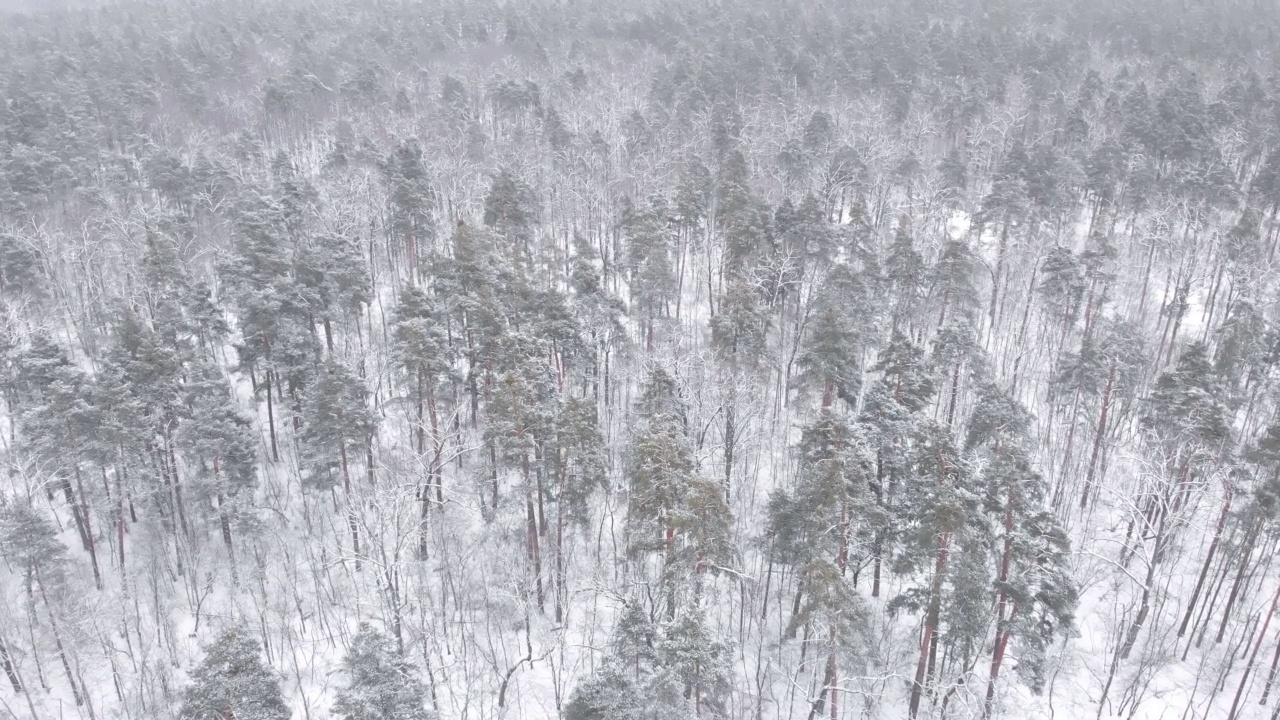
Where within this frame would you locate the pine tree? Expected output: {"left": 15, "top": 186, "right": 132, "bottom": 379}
{"left": 0, "top": 233, "right": 44, "bottom": 300}
{"left": 0, "top": 500, "right": 68, "bottom": 594}
{"left": 928, "top": 239, "right": 982, "bottom": 328}
{"left": 893, "top": 420, "right": 982, "bottom": 719}
{"left": 391, "top": 285, "right": 455, "bottom": 554}
{"left": 178, "top": 361, "right": 259, "bottom": 556}
{"left": 930, "top": 320, "right": 985, "bottom": 428}
{"left": 179, "top": 626, "right": 290, "bottom": 720}
{"left": 627, "top": 400, "right": 696, "bottom": 608}
{"left": 332, "top": 623, "right": 433, "bottom": 720}
{"left": 294, "top": 230, "right": 371, "bottom": 352}
{"left": 221, "top": 186, "right": 309, "bottom": 462}
{"left": 546, "top": 395, "right": 607, "bottom": 620}
{"left": 627, "top": 369, "right": 731, "bottom": 614}
{"left": 0, "top": 500, "right": 84, "bottom": 704}
{"left": 15, "top": 332, "right": 104, "bottom": 584}
{"left": 767, "top": 410, "right": 873, "bottom": 584}
{"left": 869, "top": 330, "right": 936, "bottom": 414}
{"left": 567, "top": 601, "right": 730, "bottom": 720}
{"left": 965, "top": 385, "right": 1076, "bottom": 714}
{"left": 708, "top": 275, "right": 770, "bottom": 363}
{"left": 620, "top": 196, "right": 678, "bottom": 348}
{"left": 483, "top": 168, "right": 539, "bottom": 266}
{"left": 564, "top": 664, "right": 645, "bottom": 720}
{"left": 1055, "top": 318, "right": 1146, "bottom": 509}
{"left": 766, "top": 409, "right": 873, "bottom": 719}
{"left": 884, "top": 219, "right": 926, "bottom": 331}
{"left": 1213, "top": 300, "right": 1272, "bottom": 400}
{"left": 434, "top": 221, "right": 506, "bottom": 424}
{"left": 1038, "top": 246, "right": 1086, "bottom": 347}
{"left": 794, "top": 264, "right": 878, "bottom": 408}
{"left": 660, "top": 609, "right": 732, "bottom": 718}
{"left": 485, "top": 335, "right": 557, "bottom": 606}
{"left": 382, "top": 139, "right": 434, "bottom": 278}
{"left": 1142, "top": 342, "right": 1230, "bottom": 468}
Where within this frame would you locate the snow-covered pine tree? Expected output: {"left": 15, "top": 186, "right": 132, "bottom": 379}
{"left": 179, "top": 626, "right": 290, "bottom": 720}
{"left": 332, "top": 623, "right": 434, "bottom": 720}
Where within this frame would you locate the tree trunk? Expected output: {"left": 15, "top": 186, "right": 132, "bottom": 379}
{"left": 1227, "top": 578, "right": 1280, "bottom": 720}
{"left": 1178, "top": 487, "right": 1232, "bottom": 637}
{"left": 1135, "top": 235, "right": 1159, "bottom": 324}
{"left": 872, "top": 450, "right": 885, "bottom": 598}
{"left": 945, "top": 362, "right": 961, "bottom": 428}
{"left": 1260, "top": 624, "right": 1280, "bottom": 705}
{"left": 37, "top": 569, "right": 83, "bottom": 706}
{"left": 665, "top": 520, "right": 677, "bottom": 619}
{"left": 909, "top": 531, "right": 950, "bottom": 719}
{"left": 524, "top": 456, "right": 544, "bottom": 613}
{"left": 988, "top": 221, "right": 1009, "bottom": 334}
{"left": 723, "top": 402, "right": 735, "bottom": 502}
{"left": 555, "top": 496, "right": 566, "bottom": 624}
{"left": 0, "top": 636, "right": 20, "bottom": 693}
{"left": 265, "top": 368, "right": 279, "bottom": 462}
{"left": 341, "top": 443, "right": 360, "bottom": 568}
{"left": 164, "top": 431, "right": 190, "bottom": 538}
{"left": 115, "top": 463, "right": 127, "bottom": 589}
{"left": 984, "top": 493, "right": 1017, "bottom": 716}
{"left": 806, "top": 626, "right": 838, "bottom": 720}
{"left": 73, "top": 467, "right": 102, "bottom": 590}
{"left": 1080, "top": 363, "right": 1116, "bottom": 511}
{"left": 1120, "top": 510, "right": 1168, "bottom": 660}
{"left": 1216, "top": 525, "right": 1260, "bottom": 644}
{"left": 59, "top": 474, "right": 91, "bottom": 552}
{"left": 1055, "top": 389, "right": 1082, "bottom": 508}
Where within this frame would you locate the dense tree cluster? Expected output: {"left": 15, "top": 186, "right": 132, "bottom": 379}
{"left": 0, "top": 0, "right": 1279, "bottom": 718}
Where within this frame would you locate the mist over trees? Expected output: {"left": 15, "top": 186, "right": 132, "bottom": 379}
{"left": 1, "top": 0, "right": 1280, "bottom": 718}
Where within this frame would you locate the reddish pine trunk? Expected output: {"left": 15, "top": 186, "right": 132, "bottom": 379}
{"left": 945, "top": 362, "right": 961, "bottom": 428}
{"left": 909, "top": 531, "right": 950, "bottom": 719}
{"left": 1120, "top": 509, "right": 1169, "bottom": 660}
{"left": 1216, "top": 528, "right": 1260, "bottom": 644}
{"left": 836, "top": 503, "right": 850, "bottom": 575}
{"left": 416, "top": 365, "right": 426, "bottom": 455}
{"left": 806, "top": 627, "right": 839, "bottom": 720}
{"left": 407, "top": 231, "right": 417, "bottom": 280}
{"left": 72, "top": 468, "right": 102, "bottom": 590}
{"left": 1056, "top": 390, "right": 1081, "bottom": 506}
{"left": 526, "top": 479, "right": 544, "bottom": 612}
{"left": 265, "top": 369, "right": 279, "bottom": 462}
{"left": 1227, "top": 579, "right": 1280, "bottom": 719}
{"left": 165, "top": 432, "right": 190, "bottom": 537}
{"left": 60, "top": 475, "right": 90, "bottom": 551}
{"left": 555, "top": 499, "right": 566, "bottom": 624}
{"left": 987, "top": 223, "right": 1009, "bottom": 331}
{"left": 37, "top": 569, "right": 83, "bottom": 706}
{"left": 665, "top": 521, "right": 677, "bottom": 618}
{"left": 721, "top": 401, "right": 735, "bottom": 502}
{"left": 872, "top": 451, "right": 885, "bottom": 598}
{"left": 341, "top": 443, "right": 360, "bottom": 566}
{"left": 1178, "top": 487, "right": 1232, "bottom": 637}
{"left": 0, "top": 636, "right": 19, "bottom": 693}
{"left": 984, "top": 494, "right": 1016, "bottom": 715}
{"left": 1261, "top": 627, "right": 1280, "bottom": 704}
{"left": 830, "top": 639, "right": 839, "bottom": 720}
{"left": 117, "top": 475, "right": 127, "bottom": 572}
{"left": 1080, "top": 363, "right": 1116, "bottom": 511}
{"left": 1135, "top": 234, "right": 1159, "bottom": 324}
{"left": 985, "top": 626, "right": 1014, "bottom": 717}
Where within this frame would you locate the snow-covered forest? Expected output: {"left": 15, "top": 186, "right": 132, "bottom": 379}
{"left": 2, "top": 0, "right": 1280, "bottom": 718}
